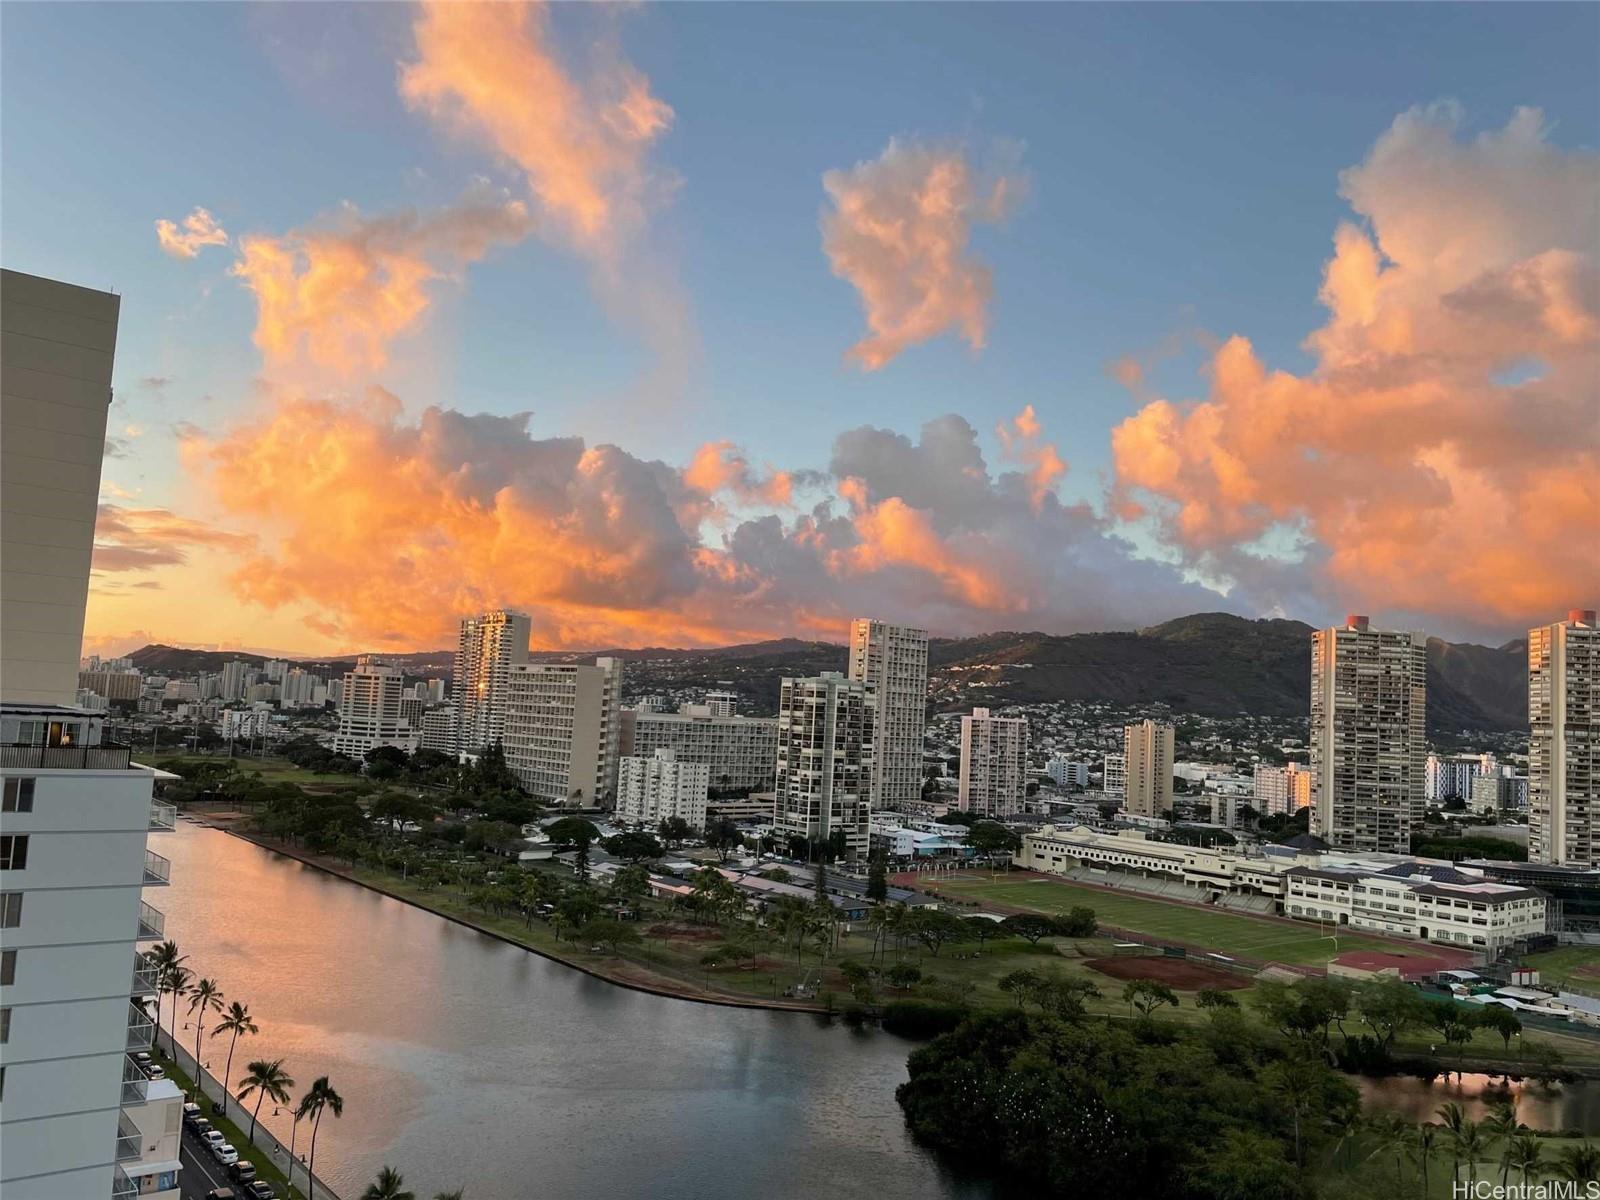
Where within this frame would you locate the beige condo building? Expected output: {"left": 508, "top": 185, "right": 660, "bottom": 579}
{"left": 1529, "top": 609, "right": 1599, "bottom": 866}
{"left": 848, "top": 619, "right": 929, "bottom": 811}
{"left": 1123, "top": 719, "right": 1175, "bottom": 817}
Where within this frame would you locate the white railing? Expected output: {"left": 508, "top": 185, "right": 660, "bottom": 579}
{"left": 121, "top": 1054, "right": 149, "bottom": 1105}
{"left": 111, "top": 1164, "right": 137, "bottom": 1199}
{"left": 126, "top": 1003, "right": 155, "bottom": 1050}
{"left": 143, "top": 849, "right": 171, "bottom": 885}
{"left": 149, "top": 802, "right": 177, "bottom": 832}
{"left": 136, "top": 900, "right": 164, "bottom": 941}
{"left": 132, "top": 954, "right": 159, "bottom": 996}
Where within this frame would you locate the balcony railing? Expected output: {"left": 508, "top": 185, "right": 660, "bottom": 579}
{"left": 148, "top": 801, "right": 176, "bottom": 832}
{"left": 127, "top": 1002, "right": 155, "bottom": 1050}
{"left": 132, "top": 954, "right": 160, "bottom": 996}
{"left": 142, "top": 849, "right": 171, "bottom": 886}
{"left": 121, "top": 1054, "right": 149, "bottom": 1106}
{"left": 114, "top": 1114, "right": 142, "bottom": 1162}
{"left": 136, "top": 900, "right": 164, "bottom": 941}
{"left": 111, "top": 1164, "right": 137, "bottom": 1200}
{"left": 0, "top": 743, "right": 132, "bottom": 770}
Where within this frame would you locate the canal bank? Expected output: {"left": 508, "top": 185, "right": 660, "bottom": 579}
{"left": 151, "top": 821, "right": 994, "bottom": 1200}
{"left": 194, "top": 811, "right": 830, "bottom": 1016}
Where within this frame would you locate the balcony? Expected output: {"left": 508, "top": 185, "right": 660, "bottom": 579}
{"left": 127, "top": 1002, "right": 155, "bottom": 1051}
{"left": 132, "top": 953, "right": 160, "bottom": 996}
{"left": 136, "top": 900, "right": 164, "bottom": 941}
{"left": 121, "top": 1054, "right": 149, "bottom": 1105}
{"left": 142, "top": 849, "right": 171, "bottom": 886}
{"left": 111, "top": 1165, "right": 137, "bottom": 1200}
{"left": 0, "top": 743, "right": 132, "bottom": 770}
{"left": 114, "top": 1113, "right": 142, "bottom": 1162}
{"left": 148, "top": 801, "right": 176, "bottom": 832}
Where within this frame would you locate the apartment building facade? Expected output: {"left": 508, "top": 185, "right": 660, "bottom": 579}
{"left": 1311, "top": 616, "right": 1427, "bottom": 854}
{"left": 1123, "top": 720, "right": 1175, "bottom": 817}
{"left": 615, "top": 749, "right": 712, "bottom": 831}
{"left": 848, "top": 619, "right": 928, "bottom": 812}
{"left": 1530, "top": 609, "right": 1599, "bottom": 866}
{"left": 958, "top": 707, "right": 1030, "bottom": 819}
{"left": 502, "top": 658, "right": 624, "bottom": 805}
{"left": 1254, "top": 762, "right": 1313, "bottom": 817}
{"left": 332, "top": 658, "right": 413, "bottom": 757}
{"left": 453, "top": 611, "right": 531, "bottom": 757}
{"left": 773, "top": 674, "right": 875, "bottom": 859}
{"left": 619, "top": 703, "right": 779, "bottom": 793}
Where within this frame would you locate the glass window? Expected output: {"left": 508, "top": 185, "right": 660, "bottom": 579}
{"left": 0, "top": 950, "right": 14, "bottom": 985}
{"left": 1, "top": 779, "right": 35, "bottom": 813}
{"left": 0, "top": 893, "right": 20, "bottom": 928}
{"left": 0, "top": 837, "right": 27, "bottom": 871}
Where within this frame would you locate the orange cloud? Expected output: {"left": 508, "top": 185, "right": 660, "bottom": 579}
{"left": 155, "top": 207, "right": 229, "bottom": 259}
{"left": 230, "top": 191, "right": 534, "bottom": 376}
{"left": 92, "top": 504, "right": 253, "bottom": 572}
{"left": 1111, "top": 104, "right": 1599, "bottom": 628}
{"left": 822, "top": 140, "right": 1023, "bottom": 369}
{"left": 995, "top": 404, "right": 1066, "bottom": 511}
{"left": 399, "top": 0, "right": 672, "bottom": 258}
{"left": 685, "top": 441, "right": 793, "bottom": 507}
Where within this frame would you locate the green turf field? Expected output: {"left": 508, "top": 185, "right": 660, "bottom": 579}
{"left": 1521, "top": 944, "right": 1600, "bottom": 989}
{"left": 932, "top": 872, "right": 1413, "bottom": 966}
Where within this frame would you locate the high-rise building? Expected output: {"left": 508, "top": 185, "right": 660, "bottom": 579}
{"left": 332, "top": 658, "right": 413, "bottom": 757}
{"left": 502, "top": 658, "right": 623, "bottom": 805}
{"left": 219, "top": 660, "right": 249, "bottom": 702}
{"left": 1426, "top": 754, "right": 1491, "bottom": 804}
{"left": 1530, "top": 609, "right": 1599, "bottom": 866}
{"left": 419, "top": 706, "right": 459, "bottom": 754}
{"left": 1123, "top": 720, "right": 1176, "bottom": 817}
{"left": 1102, "top": 752, "right": 1127, "bottom": 797}
{"left": 619, "top": 702, "right": 779, "bottom": 793}
{"left": 76, "top": 669, "right": 142, "bottom": 704}
{"left": 1046, "top": 757, "right": 1090, "bottom": 789}
{"left": 263, "top": 659, "right": 288, "bottom": 682}
{"left": 616, "top": 749, "right": 712, "bottom": 831}
{"left": 454, "top": 611, "right": 531, "bottom": 757}
{"left": 1254, "top": 762, "right": 1313, "bottom": 817}
{"left": 958, "top": 707, "right": 1030, "bottom": 818}
{"left": 1, "top": 270, "right": 182, "bottom": 1200}
{"left": 848, "top": 619, "right": 929, "bottom": 812}
{"left": 1311, "top": 615, "right": 1427, "bottom": 854}
{"left": 773, "top": 673, "right": 875, "bottom": 859}
{"left": 279, "top": 668, "right": 321, "bottom": 709}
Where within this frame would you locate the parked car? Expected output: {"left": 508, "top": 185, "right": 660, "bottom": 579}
{"left": 213, "top": 1141, "right": 240, "bottom": 1165}
{"left": 204, "top": 1189, "right": 236, "bottom": 1200}
{"left": 181, "top": 1102, "right": 202, "bottom": 1124}
{"left": 229, "top": 1161, "right": 258, "bottom": 1184}
{"left": 201, "top": 1129, "right": 227, "bottom": 1149}
{"left": 190, "top": 1118, "right": 214, "bottom": 1139}
{"left": 245, "top": 1182, "right": 277, "bottom": 1200}
{"left": 144, "top": 1063, "right": 166, "bottom": 1081}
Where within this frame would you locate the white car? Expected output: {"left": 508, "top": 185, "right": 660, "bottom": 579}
{"left": 212, "top": 1142, "right": 239, "bottom": 1166}
{"left": 201, "top": 1129, "right": 226, "bottom": 1148}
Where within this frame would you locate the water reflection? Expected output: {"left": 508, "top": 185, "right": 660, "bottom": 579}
{"left": 155, "top": 823, "right": 989, "bottom": 1200}
{"left": 1356, "top": 1073, "right": 1600, "bottom": 1132}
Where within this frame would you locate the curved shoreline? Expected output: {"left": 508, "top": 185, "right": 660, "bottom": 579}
{"left": 192, "top": 815, "right": 830, "bottom": 1016}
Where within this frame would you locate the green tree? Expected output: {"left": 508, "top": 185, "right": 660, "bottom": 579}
{"left": 705, "top": 817, "right": 746, "bottom": 863}
{"left": 1355, "top": 976, "right": 1428, "bottom": 1056}
{"left": 998, "top": 968, "right": 1042, "bottom": 1009}
{"left": 187, "top": 977, "right": 225, "bottom": 1069}
{"left": 1122, "top": 979, "right": 1179, "bottom": 1021}
{"left": 910, "top": 909, "right": 969, "bottom": 957}
{"left": 298, "top": 1076, "right": 345, "bottom": 1200}
{"left": 866, "top": 854, "right": 888, "bottom": 903}
{"left": 609, "top": 863, "right": 651, "bottom": 907}
{"left": 361, "top": 1166, "right": 415, "bottom": 1200}
{"left": 1477, "top": 1005, "right": 1522, "bottom": 1052}
{"left": 999, "top": 913, "right": 1056, "bottom": 945}
{"left": 1053, "top": 906, "right": 1097, "bottom": 937}
{"left": 964, "top": 821, "right": 1021, "bottom": 860}
{"left": 579, "top": 917, "right": 642, "bottom": 955}
{"left": 1509, "top": 1134, "right": 1545, "bottom": 1189}
{"left": 1555, "top": 1143, "right": 1600, "bottom": 1184}
{"left": 1190, "top": 1128, "right": 1299, "bottom": 1200}
{"left": 601, "top": 831, "right": 663, "bottom": 863}
{"left": 1197, "top": 988, "right": 1239, "bottom": 1010}
{"left": 657, "top": 816, "right": 692, "bottom": 848}
{"left": 1482, "top": 1101, "right": 1523, "bottom": 1189}
{"left": 887, "top": 961, "right": 923, "bottom": 992}
{"left": 213, "top": 1000, "right": 258, "bottom": 1116}
{"left": 150, "top": 941, "right": 191, "bottom": 1059}
{"left": 237, "top": 1057, "right": 294, "bottom": 1143}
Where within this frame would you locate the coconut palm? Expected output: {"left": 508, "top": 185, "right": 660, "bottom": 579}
{"left": 187, "top": 977, "right": 225, "bottom": 1070}
{"left": 1409, "top": 1122, "right": 1440, "bottom": 1198}
{"left": 360, "top": 1166, "right": 415, "bottom": 1200}
{"left": 213, "top": 1001, "right": 258, "bottom": 1116}
{"left": 1436, "top": 1103, "right": 1468, "bottom": 1188}
{"left": 1363, "top": 1111, "right": 1409, "bottom": 1190}
{"left": 297, "top": 1075, "right": 345, "bottom": 1200}
{"left": 155, "top": 950, "right": 192, "bottom": 1060}
{"left": 1556, "top": 1143, "right": 1600, "bottom": 1184}
{"left": 1456, "top": 1120, "right": 1486, "bottom": 1189}
{"left": 1481, "top": 1100, "right": 1522, "bottom": 1187}
{"left": 433, "top": 1191, "right": 465, "bottom": 1200}
{"left": 237, "top": 1058, "right": 294, "bottom": 1142}
{"left": 1509, "top": 1134, "right": 1545, "bottom": 1188}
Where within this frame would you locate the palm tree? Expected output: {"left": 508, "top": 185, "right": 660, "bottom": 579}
{"left": 1509, "top": 1134, "right": 1545, "bottom": 1188}
{"left": 214, "top": 1001, "right": 258, "bottom": 1116}
{"left": 149, "top": 941, "right": 187, "bottom": 1055}
{"left": 1436, "top": 1103, "right": 1468, "bottom": 1188}
{"left": 1363, "top": 1111, "right": 1409, "bottom": 1190}
{"left": 237, "top": 1058, "right": 294, "bottom": 1142}
{"left": 1481, "top": 1101, "right": 1522, "bottom": 1188}
{"left": 433, "top": 1191, "right": 465, "bottom": 1200}
{"left": 1410, "top": 1123, "right": 1439, "bottom": 1198}
{"left": 187, "top": 977, "right": 225, "bottom": 1071}
{"left": 298, "top": 1076, "right": 345, "bottom": 1200}
{"left": 1556, "top": 1143, "right": 1600, "bottom": 1184}
{"left": 360, "top": 1166, "right": 415, "bottom": 1200}
{"left": 155, "top": 952, "right": 193, "bottom": 1060}
{"left": 1456, "top": 1120, "right": 1486, "bottom": 1189}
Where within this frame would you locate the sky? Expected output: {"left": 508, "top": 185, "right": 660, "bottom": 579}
{"left": 2, "top": 2, "right": 1596, "bottom": 657}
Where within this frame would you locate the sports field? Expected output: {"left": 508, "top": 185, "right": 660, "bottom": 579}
{"left": 929, "top": 872, "right": 1407, "bottom": 967}
{"left": 1521, "top": 945, "right": 1600, "bottom": 989}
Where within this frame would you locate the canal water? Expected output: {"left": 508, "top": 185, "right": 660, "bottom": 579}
{"left": 154, "top": 822, "right": 992, "bottom": 1200}
{"left": 1357, "top": 1073, "right": 1600, "bottom": 1133}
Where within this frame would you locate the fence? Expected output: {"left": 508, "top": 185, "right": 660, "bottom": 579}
{"left": 163, "top": 1035, "right": 342, "bottom": 1200}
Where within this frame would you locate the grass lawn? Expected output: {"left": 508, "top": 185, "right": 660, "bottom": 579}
{"left": 929, "top": 872, "right": 1413, "bottom": 966}
{"left": 1522, "top": 945, "right": 1600, "bottom": 990}
{"left": 141, "top": 751, "right": 360, "bottom": 787}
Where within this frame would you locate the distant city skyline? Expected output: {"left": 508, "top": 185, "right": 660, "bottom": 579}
{"left": 3, "top": 3, "right": 1594, "bottom": 658}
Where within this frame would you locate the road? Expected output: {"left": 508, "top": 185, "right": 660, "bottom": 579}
{"left": 176, "top": 1120, "right": 283, "bottom": 1200}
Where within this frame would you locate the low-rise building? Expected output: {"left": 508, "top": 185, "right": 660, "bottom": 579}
{"left": 1255, "top": 762, "right": 1312, "bottom": 816}
{"left": 616, "top": 749, "right": 712, "bottom": 831}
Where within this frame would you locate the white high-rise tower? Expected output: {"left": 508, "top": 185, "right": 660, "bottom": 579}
{"left": 847, "top": 619, "right": 928, "bottom": 812}
{"left": 1529, "top": 608, "right": 1599, "bottom": 866}
{"left": 453, "top": 611, "right": 531, "bottom": 756}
